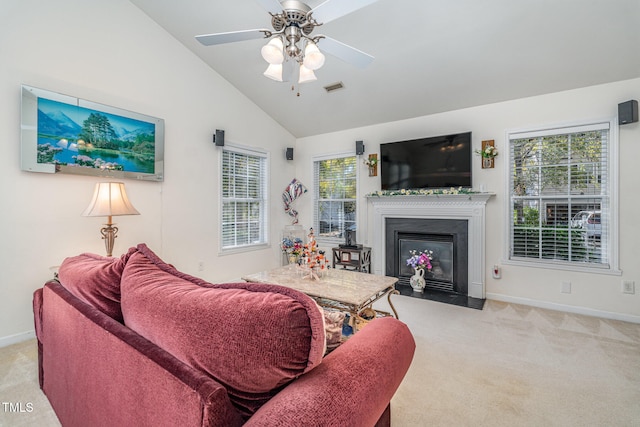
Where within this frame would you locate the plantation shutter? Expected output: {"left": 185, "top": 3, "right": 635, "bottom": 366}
{"left": 221, "top": 147, "right": 268, "bottom": 249}
{"left": 509, "top": 122, "right": 610, "bottom": 268}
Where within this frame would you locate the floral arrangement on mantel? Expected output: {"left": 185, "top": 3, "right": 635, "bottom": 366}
{"left": 367, "top": 187, "right": 477, "bottom": 197}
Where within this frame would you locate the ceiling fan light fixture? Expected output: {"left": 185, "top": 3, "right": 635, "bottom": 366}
{"left": 298, "top": 64, "right": 317, "bottom": 84}
{"left": 263, "top": 63, "right": 283, "bottom": 81}
{"left": 303, "top": 42, "right": 325, "bottom": 70}
{"left": 197, "top": 0, "right": 378, "bottom": 86}
{"left": 261, "top": 37, "right": 284, "bottom": 64}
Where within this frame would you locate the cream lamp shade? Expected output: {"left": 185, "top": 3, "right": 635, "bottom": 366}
{"left": 302, "top": 42, "right": 325, "bottom": 71}
{"left": 263, "top": 63, "right": 284, "bottom": 81}
{"left": 298, "top": 64, "right": 317, "bottom": 84}
{"left": 261, "top": 37, "right": 285, "bottom": 65}
{"left": 82, "top": 182, "right": 140, "bottom": 256}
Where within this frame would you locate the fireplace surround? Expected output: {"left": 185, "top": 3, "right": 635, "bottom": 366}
{"left": 367, "top": 193, "right": 494, "bottom": 300}
{"left": 386, "top": 218, "right": 468, "bottom": 294}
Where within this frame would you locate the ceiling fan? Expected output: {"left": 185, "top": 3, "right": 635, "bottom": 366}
{"left": 195, "top": 0, "right": 379, "bottom": 83}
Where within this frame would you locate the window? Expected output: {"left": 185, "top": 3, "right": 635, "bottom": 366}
{"left": 313, "top": 155, "right": 357, "bottom": 241}
{"left": 508, "top": 121, "right": 616, "bottom": 271}
{"left": 221, "top": 146, "right": 268, "bottom": 251}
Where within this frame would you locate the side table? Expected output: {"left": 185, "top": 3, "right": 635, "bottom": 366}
{"left": 332, "top": 246, "right": 371, "bottom": 273}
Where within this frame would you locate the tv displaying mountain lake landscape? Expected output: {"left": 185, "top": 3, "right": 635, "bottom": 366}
{"left": 20, "top": 85, "right": 164, "bottom": 181}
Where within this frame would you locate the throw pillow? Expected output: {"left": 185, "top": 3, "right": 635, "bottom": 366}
{"left": 57, "top": 247, "right": 136, "bottom": 322}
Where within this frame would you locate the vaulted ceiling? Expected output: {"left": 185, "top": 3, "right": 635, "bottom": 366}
{"left": 130, "top": 0, "right": 640, "bottom": 138}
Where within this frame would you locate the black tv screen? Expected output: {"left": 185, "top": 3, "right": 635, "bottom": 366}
{"left": 380, "top": 132, "right": 472, "bottom": 190}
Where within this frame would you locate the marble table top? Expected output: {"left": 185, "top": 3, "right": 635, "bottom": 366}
{"left": 241, "top": 265, "right": 398, "bottom": 307}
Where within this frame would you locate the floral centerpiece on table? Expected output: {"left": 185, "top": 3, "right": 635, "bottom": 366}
{"left": 475, "top": 145, "right": 498, "bottom": 159}
{"left": 281, "top": 237, "right": 304, "bottom": 263}
{"left": 296, "top": 227, "right": 329, "bottom": 280}
{"left": 406, "top": 250, "right": 433, "bottom": 271}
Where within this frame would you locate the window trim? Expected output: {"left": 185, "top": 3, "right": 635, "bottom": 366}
{"left": 502, "top": 118, "right": 621, "bottom": 275}
{"left": 218, "top": 142, "right": 270, "bottom": 255}
{"left": 312, "top": 151, "right": 360, "bottom": 247}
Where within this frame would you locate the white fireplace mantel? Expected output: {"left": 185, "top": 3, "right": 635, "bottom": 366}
{"left": 367, "top": 193, "right": 495, "bottom": 299}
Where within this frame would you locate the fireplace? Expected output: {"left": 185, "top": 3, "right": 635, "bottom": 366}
{"left": 386, "top": 218, "right": 468, "bottom": 294}
{"left": 367, "top": 193, "right": 494, "bottom": 300}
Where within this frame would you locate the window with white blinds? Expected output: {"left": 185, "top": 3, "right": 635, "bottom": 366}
{"left": 508, "top": 121, "right": 613, "bottom": 269}
{"left": 313, "top": 155, "right": 357, "bottom": 242}
{"left": 221, "top": 146, "right": 268, "bottom": 251}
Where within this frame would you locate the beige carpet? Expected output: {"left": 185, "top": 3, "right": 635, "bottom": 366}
{"left": 381, "top": 296, "right": 640, "bottom": 426}
{"left": 1, "top": 297, "right": 639, "bottom": 426}
{"left": 0, "top": 340, "right": 60, "bottom": 427}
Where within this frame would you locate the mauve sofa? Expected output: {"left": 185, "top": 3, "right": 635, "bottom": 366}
{"left": 32, "top": 243, "right": 415, "bottom": 427}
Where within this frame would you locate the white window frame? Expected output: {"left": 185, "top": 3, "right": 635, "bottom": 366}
{"left": 503, "top": 118, "right": 620, "bottom": 275}
{"left": 312, "top": 152, "right": 360, "bottom": 247}
{"left": 219, "top": 143, "right": 269, "bottom": 254}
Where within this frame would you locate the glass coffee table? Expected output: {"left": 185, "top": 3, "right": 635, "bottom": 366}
{"left": 241, "top": 265, "right": 400, "bottom": 329}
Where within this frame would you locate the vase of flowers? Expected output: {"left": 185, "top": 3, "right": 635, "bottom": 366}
{"left": 406, "top": 250, "right": 433, "bottom": 292}
{"left": 475, "top": 143, "right": 498, "bottom": 169}
{"left": 281, "top": 236, "right": 303, "bottom": 265}
{"left": 364, "top": 154, "right": 378, "bottom": 177}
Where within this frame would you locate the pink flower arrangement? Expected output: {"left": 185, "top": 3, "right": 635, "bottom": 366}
{"left": 406, "top": 250, "right": 433, "bottom": 271}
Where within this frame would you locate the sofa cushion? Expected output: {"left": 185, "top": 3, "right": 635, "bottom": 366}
{"left": 120, "top": 244, "right": 326, "bottom": 420}
{"left": 57, "top": 248, "right": 135, "bottom": 322}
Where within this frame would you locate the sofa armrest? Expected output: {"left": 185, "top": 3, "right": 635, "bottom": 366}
{"left": 33, "top": 286, "right": 44, "bottom": 342}
{"left": 245, "top": 316, "right": 415, "bottom": 427}
{"left": 41, "top": 281, "right": 244, "bottom": 427}
{"left": 32, "top": 286, "right": 44, "bottom": 389}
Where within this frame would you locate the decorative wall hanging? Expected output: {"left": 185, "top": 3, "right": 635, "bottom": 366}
{"left": 476, "top": 140, "right": 498, "bottom": 169}
{"left": 282, "top": 178, "right": 307, "bottom": 224}
{"left": 20, "top": 85, "right": 164, "bottom": 181}
{"left": 364, "top": 153, "right": 378, "bottom": 176}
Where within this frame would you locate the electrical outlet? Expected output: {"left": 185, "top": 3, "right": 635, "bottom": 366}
{"left": 492, "top": 264, "right": 501, "bottom": 279}
{"left": 622, "top": 280, "right": 635, "bottom": 294}
{"left": 561, "top": 281, "right": 571, "bottom": 294}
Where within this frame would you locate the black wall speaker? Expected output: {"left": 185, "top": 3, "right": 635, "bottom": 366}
{"left": 213, "top": 129, "right": 225, "bottom": 146}
{"left": 286, "top": 147, "right": 294, "bottom": 160}
{"left": 355, "top": 140, "right": 365, "bottom": 155}
{"left": 618, "top": 100, "right": 638, "bottom": 125}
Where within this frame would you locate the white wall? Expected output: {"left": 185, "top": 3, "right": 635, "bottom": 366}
{"left": 295, "top": 78, "right": 640, "bottom": 322}
{"left": 0, "top": 0, "right": 295, "bottom": 345}
{"left": 1, "top": 1, "right": 638, "bottom": 347}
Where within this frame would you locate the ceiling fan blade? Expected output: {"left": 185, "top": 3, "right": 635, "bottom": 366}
{"left": 254, "top": 0, "right": 284, "bottom": 14}
{"left": 310, "top": 0, "right": 379, "bottom": 24}
{"left": 196, "top": 29, "right": 268, "bottom": 46}
{"left": 317, "top": 36, "right": 374, "bottom": 68}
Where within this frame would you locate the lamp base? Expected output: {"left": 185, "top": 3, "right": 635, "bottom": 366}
{"left": 100, "top": 224, "right": 119, "bottom": 257}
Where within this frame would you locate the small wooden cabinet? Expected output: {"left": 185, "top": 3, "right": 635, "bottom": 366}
{"left": 332, "top": 246, "right": 371, "bottom": 273}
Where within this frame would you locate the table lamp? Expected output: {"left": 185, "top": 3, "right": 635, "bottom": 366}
{"left": 82, "top": 182, "right": 140, "bottom": 256}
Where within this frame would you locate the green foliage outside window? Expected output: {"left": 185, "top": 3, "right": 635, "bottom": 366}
{"left": 510, "top": 126, "right": 608, "bottom": 267}
{"left": 315, "top": 156, "right": 357, "bottom": 239}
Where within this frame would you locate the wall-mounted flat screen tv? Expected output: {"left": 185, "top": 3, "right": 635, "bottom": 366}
{"left": 21, "top": 85, "right": 164, "bottom": 181}
{"left": 380, "top": 132, "right": 472, "bottom": 190}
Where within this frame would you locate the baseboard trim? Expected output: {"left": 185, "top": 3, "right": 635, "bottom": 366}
{"left": 0, "top": 330, "right": 35, "bottom": 348}
{"left": 486, "top": 293, "right": 640, "bottom": 324}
